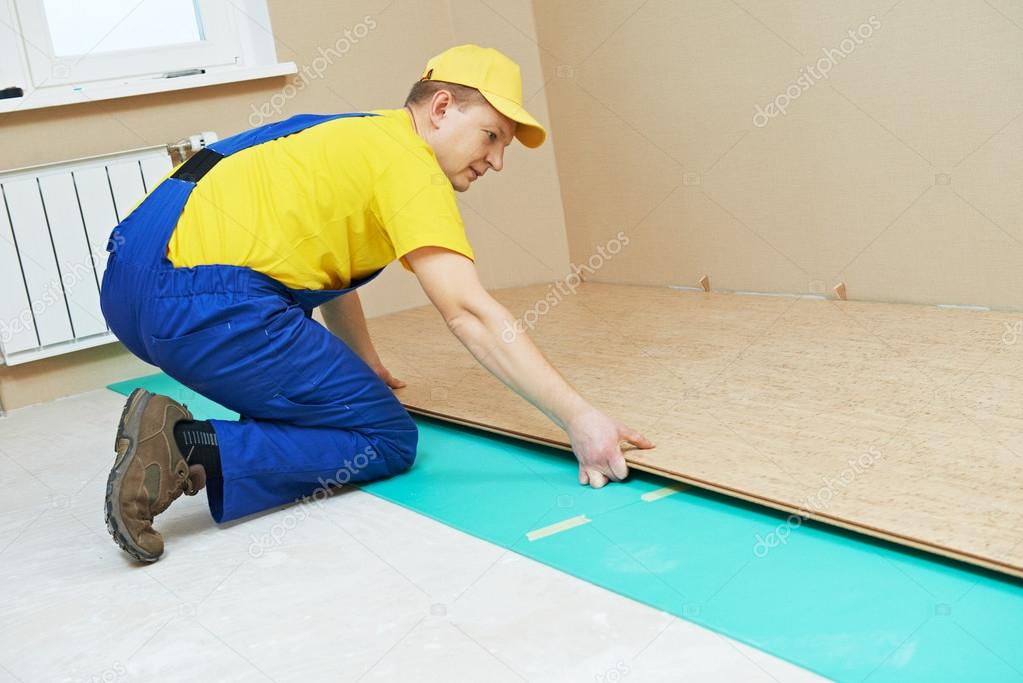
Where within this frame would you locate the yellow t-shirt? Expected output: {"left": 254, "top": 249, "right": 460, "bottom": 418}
{"left": 165, "top": 109, "right": 474, "bottom": 289}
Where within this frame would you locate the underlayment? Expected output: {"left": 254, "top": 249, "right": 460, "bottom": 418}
{"left": 365, "top": 283, "right": 1023, "bottom": 578}
{"left": 109, "top": 374, "right": 1023, "bottom": 681}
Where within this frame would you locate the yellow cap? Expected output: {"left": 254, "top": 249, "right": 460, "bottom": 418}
{"left": 420, "top": 44, "right": 546, "bottom": 148}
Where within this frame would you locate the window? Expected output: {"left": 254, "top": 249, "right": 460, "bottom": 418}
{"left": 43, "top": 0, "right": 204, "bottom": 57}
{"left": 0, "top": 0, "right": 295, "bottom": 111}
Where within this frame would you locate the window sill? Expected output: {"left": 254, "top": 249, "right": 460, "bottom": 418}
{"left": 0, "top": 62, "right": 298, "bottom": 114}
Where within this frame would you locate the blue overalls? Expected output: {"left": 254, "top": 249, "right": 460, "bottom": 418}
{"left": 100, "top": 113, "right": 419, "bottom": 523}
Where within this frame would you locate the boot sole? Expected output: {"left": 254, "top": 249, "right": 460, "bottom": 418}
{"left": 104, "top": 388, "right": 161, "bottom": 563}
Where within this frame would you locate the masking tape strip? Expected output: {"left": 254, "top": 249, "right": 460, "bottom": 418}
{"left": 526, "top": 514, "right": 591, "bottom": 541}
{"left": 641, "top": 485, "right": 686, "bottom": 502}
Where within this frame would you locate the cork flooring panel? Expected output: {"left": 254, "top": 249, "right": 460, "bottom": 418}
{"left": 368, "top": 283, "right": 1023, "bottom": 578}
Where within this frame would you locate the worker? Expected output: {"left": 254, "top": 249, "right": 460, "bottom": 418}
{"left": 101, "top": 44, "right": 654, "bottom": 563}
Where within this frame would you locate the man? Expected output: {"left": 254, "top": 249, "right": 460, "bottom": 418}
{"left": 101, "top": 44, "right": 654, "bottom": 563}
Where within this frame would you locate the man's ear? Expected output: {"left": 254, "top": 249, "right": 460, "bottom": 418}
{"left": 428, "top": 90, "right": 452, "bottom": 128}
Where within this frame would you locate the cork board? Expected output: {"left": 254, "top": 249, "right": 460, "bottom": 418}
{"left": 368, "top": 282, "right": 1023, "bottom": 578}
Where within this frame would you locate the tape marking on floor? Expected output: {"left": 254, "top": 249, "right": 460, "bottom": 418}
{"left": 641, "top": 485, "right": 686, "bottom": 502}
{"left": 526, "top": 514, "right": 591, "bottom": 541}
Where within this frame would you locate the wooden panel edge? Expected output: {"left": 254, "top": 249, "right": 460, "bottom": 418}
{"left": 402, "top": 404, "right": 1023, "bottom": 581}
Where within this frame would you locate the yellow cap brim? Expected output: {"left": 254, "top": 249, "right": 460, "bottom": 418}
{"left": 478, "top": 88, "right": 546, "bottom": 148}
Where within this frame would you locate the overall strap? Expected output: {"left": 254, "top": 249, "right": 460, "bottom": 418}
{"left": 209, "top": 112, "right": 377, "bottom": 156}
{"left": 172, "top": 112, "right": 377, "bottom": 183}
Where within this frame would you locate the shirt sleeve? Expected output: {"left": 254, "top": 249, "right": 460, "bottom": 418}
{"left": 370, "top": 152, "right": 475, "bottom": 273}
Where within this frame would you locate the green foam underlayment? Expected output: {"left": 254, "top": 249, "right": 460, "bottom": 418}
{"left": 109, "top": 373, "right": 1023, "bottom": 682}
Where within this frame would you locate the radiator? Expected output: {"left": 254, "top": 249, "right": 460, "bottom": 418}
{"left": 0, "top": 134, "right": 216, "bottom": 365}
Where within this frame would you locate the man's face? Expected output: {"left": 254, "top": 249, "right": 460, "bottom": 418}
{"left": 428, "top": 98, "right": 516, "bottom": 192}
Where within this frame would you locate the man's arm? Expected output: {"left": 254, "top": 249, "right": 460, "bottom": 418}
{"left": 319, "top": 290, "right": 405, "bottom": 389}
{"left": 405, "top": 246, "right": 654, "bottom": 488}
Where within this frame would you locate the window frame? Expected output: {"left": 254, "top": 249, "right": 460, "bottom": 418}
{"left": 0, "top": 0, "right": 295, "bottom": 113}
{"left": 14, "top": 0, "right": 241, "bottom": 87}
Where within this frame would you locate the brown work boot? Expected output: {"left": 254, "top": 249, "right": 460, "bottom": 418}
{"left": 104, "top": 389, "right": 206, "bottom": 562}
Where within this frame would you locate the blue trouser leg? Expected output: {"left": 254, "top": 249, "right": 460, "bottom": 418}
{"left": 102, "top": 248, "right": 419, "bottom": 524}
{"left": 130, "top": 277, "right": 419, "bottom": 523}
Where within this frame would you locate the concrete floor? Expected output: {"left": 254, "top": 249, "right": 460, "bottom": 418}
{"left": 0, "top": 389, "right": 825, "bottom": 682}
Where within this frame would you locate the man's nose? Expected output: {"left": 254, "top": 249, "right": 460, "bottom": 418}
{"left": 486, "top": 146, "right": 505, "bottom": 172}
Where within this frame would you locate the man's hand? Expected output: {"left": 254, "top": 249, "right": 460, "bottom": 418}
{"left": 566, "top": 405, "right": 655, "bottom": 488}
{"left": 371, "top": 363, "right": 406, "bottom": 390}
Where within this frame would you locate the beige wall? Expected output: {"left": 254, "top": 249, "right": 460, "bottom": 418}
{"left": 533, "top": 0, "right": 1023, "bottom": 310}
{"left": 0, "top": 0, "right": 568, "bottom": 410}
{"left": 8, "top": 0, "right": 1021, "bottom": 411}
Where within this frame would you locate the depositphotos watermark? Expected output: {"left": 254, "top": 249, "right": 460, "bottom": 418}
{"left": 753, "top": 448, "right": 883, "bottom": 558}
{"left": 1002, "top": 320, "right": 1022, "bottom": 345}
{"left": 0, "top": 242, "right": 114, "bottom": 345}
{"left": 753, "top": 15, "right": 881, "bottom": 128}
{"left": 81, "top": 661, "right": 127, "bottom": 683}
{"left": 594, "top": 661, "right": 630, "bottom": 683}
{"left": 501, "top": 230, "right": 630, "bottom": 343}
{"left": 247, "top": 445, "right": 379, "bottom": 557}
{"left": 248, "top": 15, "right": 378, "bottom": 126}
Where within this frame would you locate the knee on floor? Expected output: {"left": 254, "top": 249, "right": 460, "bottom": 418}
{"left": 367, "top": 422, "right": 419, "bottom": 474}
